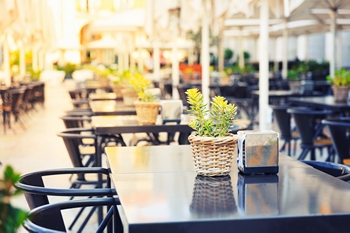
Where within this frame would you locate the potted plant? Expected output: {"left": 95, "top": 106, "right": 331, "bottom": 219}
{"left": 118, "top": 70, "right": 140, "bottom": 106}
{"left": 186, "top": 88, "right": 238, "bottom": 176}
{"left": 287, "top": 70, "right": 301, "bottom": 93}
{"left": 130, "top": 74, "right": 160, "bottom": 125}
{"left": 327, "top": 69, "right": 350, "bottom": 102}
{"left": 110, "top": 70, "right": 129, "bottom": 99}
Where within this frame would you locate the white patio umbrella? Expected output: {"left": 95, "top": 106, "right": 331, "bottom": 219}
{"left": 86, "top": 37, "right": 118, "bottom": 50}
{"left": 87, "top": 8, "right": 146, "bottom": 72}
{"left": 0, "top": 0, "right": 18, "bottom": 86}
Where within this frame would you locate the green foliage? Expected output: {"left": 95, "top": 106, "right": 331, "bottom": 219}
{"left": 224, "top": 49, "right": 233, "bottom": 61}
{"left": 186, "top": 88, "right": 237, "bottom": 137}
{"left": 128, "top": 73, "right": 154, "bottom": 102}
{"left": 327, "top": 69, "right": 350, "bottom": 86}
{"left": 56, "top": 63, "right": 77, "bottom": 76}
{"left": 0, "top": 165, "right": 28, "bottom": 233}
{"left": 287, "top": 70, "right": 299, "bottom": 81}
{"left": 223, "top": 65, "right": 255, "bottom": 76}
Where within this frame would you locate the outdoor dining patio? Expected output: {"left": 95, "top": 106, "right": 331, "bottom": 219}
{"left": 1, "top": 0, "right": 350, "bottom": 232}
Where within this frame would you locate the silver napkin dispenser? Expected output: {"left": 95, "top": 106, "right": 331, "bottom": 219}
{"left": 237, "top": 130, "right": 279, "bottom": 175}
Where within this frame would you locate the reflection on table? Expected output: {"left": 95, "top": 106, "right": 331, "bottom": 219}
{"left": 106, "top": 145, "right": 350, "bottom": 233}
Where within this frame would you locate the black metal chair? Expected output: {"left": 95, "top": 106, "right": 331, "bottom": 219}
{"left": 1, "top": 87, "right": 26, "bottom": 133}
{"left": 15, "top": 167, "right": 121, "bottom": 233}
{"left": 301, "top": 160, "right": 350, "bottom": 182}
{"left": 57, "top": 128, "right": 97, "bottom": 176}
{"left": 322, "top": 118, "right": 350, "bottom": 165}
{"left": 287, "top": 108, "right": 335, "bottom": 161}
{"left": 57, "top": 128, "right": 126, "bottom": 176}
{"left": 60, "top": 115, "right": 92, "bottom": 129}
{"left": 270, "top": 105, "right": 299, "bottom": 156}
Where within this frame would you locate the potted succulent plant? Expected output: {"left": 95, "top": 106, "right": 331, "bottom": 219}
{"left": 327, "top": 69, "right": 350, "bottom": 102}
{"left": 130, "top": 74, "right": 160, "bottom": 125}
{"left": 186, "top": 88, "right": 238, "bottom": 176}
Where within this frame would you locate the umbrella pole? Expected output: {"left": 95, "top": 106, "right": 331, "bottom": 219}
{"left": 329, "top": 9, "right": 336, "bottom": 77}
{"left": 3, "top": 38, "right": 11, "bottom": 86}
{"left": 282, "top": 19, "right": 288, "bottom": 79}
{"left": 201, "top": 0, "right": 210, "bottom": 107}
{"left": 153, "top": 41, "right": 161, "bottom": 81}
{"left": 259, "top": 0, "right": 269, "bottom": 131}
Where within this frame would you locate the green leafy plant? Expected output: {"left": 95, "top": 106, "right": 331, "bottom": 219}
{"left": 0, "top": 165, "right": 27, "bottom": 233}
{"left": 129, "top": 73, "right": 154, "bottom": 102}
{"left": 327, "top": 69, "right": 350, "bottom": 87}
{"left": 186, "top": 88, "right": 237, "bottom": 137}
{"left": 287, "top": 70, "right": 299, "bottom": 81}
{"left": 224, "top": 48, "right": 233, "bottom": 61}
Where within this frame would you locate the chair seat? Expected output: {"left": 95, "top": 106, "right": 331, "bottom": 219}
{"left": 291, "top": 131, "right": 299, "bottom": 138}
{"left": 314, "top": 138, "right": 333, "bottom": 146}
{"left": 1, "top": 105, "right": 11, "bottom": 111}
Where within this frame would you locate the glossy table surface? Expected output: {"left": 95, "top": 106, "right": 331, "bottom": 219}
{"left": 289, "top": 96, "right": 350, "bottom": 112}
{"left": 251, "top": 90, "right": 324, "bottom": 98}
{"left": 89, "top": 100, "right": 136, "bottom": 115}
{"left": 106, "top": 145, "right": 350, "bottom": 233}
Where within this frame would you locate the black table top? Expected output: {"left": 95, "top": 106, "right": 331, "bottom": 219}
{"left": 289, "top": 96, "right": 350, "bottom": 112}
{"left": 251, "top": 90, "right": 324, "bottom": 98}
{"left": 106, "top": 145, "right": 350, "bottom": 233}
{"left": 89, "top": 100, "right": 136, "bottom": 115}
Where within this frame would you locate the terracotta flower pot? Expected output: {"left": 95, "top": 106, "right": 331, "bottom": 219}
{"left": 188, "top": 132, "right": 238, "bottom": 176}
{"left": 332, "top": 85, "right": 349, "bottom": 102}
{"left": 134, "top": 101, "right": 160, "bottom": 125}
{"left": 121, "top": 89, "right": 138, "bottom": 106}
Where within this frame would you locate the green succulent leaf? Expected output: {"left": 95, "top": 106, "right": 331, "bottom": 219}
{"left": 186, "top": 88, "right": 237, "bottom": 137}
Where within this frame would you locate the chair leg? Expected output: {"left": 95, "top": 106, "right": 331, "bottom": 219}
{"left": 293, "top": 140, "right": 297, "bottom": 156}
{"left": 287, "top": 141, "right": 291, "bottom": 157}
{"left": 298, "top": 148, "right": 309, "bottom": 160}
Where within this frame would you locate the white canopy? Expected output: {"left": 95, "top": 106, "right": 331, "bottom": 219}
{"left": 86, "top": 37, "right": 118, "bottom": 50}
{"left": 88, "top": 8, "right": 145, "bottom": 33}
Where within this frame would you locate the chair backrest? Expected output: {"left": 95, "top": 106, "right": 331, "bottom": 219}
{"left": 270, "top": 105, "right": 292, "bottom": 138}
{"left": 8, "top": 87, "right": 25, "bottom": 111}
{"left": 287, "top": 108, "right": 332, "bottom": 145}
{"left": 60, "top": 115, "right": 91, "bottom": 128}
{"left": 19, "top": 171, "right": 66, "bottom": 231}
{"left": 16, "top": 168, "right": 115, "bottom": 232}
{"left": 56, "top": 128, "right": 96, "bottom": 179}
{"left": 302, "top": 160, "right": 350, "bottom": 178}
{"left": 322, "top": 118, "right": 350, "bottom": 163}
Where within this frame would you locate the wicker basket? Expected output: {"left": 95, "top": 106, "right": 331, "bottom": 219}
{"left": 121, "top": 89, "right": 138, "bottom": 106}
{"left": 190, "top": 176, "right": 236, "bottom": 214}
{"left": 134, "top": 102, "right": 160, "bottom": 125}
{"left": 112, "top": 84, "right": 124, "bottom": 99}
{"left": 188, "top": 133, "right": 237, "bottom": 176}
{"left": 332, "top": 85, "right": 349, "bottom": 102}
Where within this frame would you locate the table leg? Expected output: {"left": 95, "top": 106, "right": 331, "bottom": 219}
{"left": 96, "top": 136, "right": 103, "bottom": 223}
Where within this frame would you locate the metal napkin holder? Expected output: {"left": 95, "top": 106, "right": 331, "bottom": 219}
{"left": 237, "top": 130, "right": 279, "bottom": 175}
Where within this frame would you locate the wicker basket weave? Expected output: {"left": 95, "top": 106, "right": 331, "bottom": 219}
{"left": 112, "top": 84, "right": 124, "bottom": 99}
{"left": 332, "top": 85, "right": 349, "bottom": 102}
{"left": 121, "top": 89, "right": 138, "bottom": 106}
{"left": 134, "top": 102, "right": 160, "bottom": 125}
{"left": 190, "top": 176, "right": 236, "bottom": 214}
{"left": 188, "top": 133, "right": 237, "bottom": 176}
